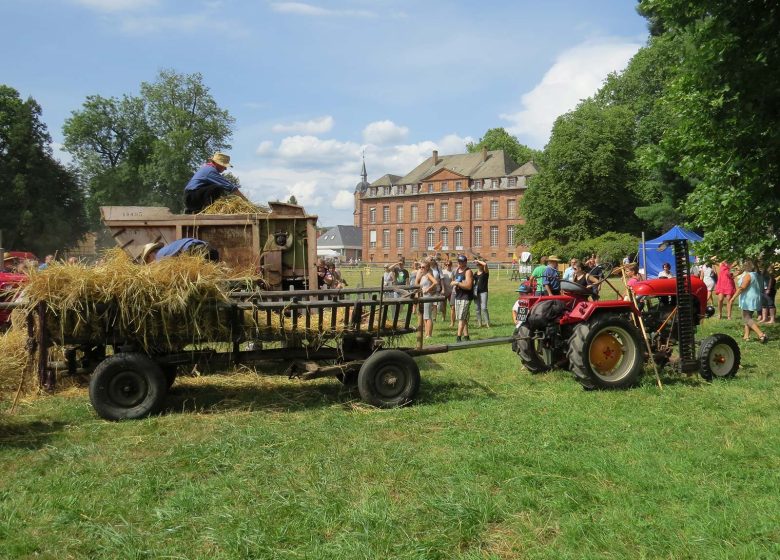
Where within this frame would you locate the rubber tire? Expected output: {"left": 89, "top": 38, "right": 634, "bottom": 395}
{"left": 567, "top": 315, "right": 644, "bottom": 390}
{"left": 698, "top": 334, "right": 740, "bottom": 381}
{"left": 89, "top": 353, "right": 168, "bottom": 421}
{"left": 514, "top": 324, "right": 551, "bottom": 374}
{"left": 357, "top": 350, "right": 420, "bottom": 408}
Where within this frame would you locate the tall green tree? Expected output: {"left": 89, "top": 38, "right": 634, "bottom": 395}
{"left": 0, "top": 86, "right": 87, "bottom": 255}
{"left": 519, "top": 100, "right": 639, "bottom": 244}
{"left": 63, "top": 69, "right": 235, "bottom": 223}
{"left": 467, "top": 127, "right": 540, "bottom": 165}
{"left": 638, "top": 0, "right": 780, "bottom": 260}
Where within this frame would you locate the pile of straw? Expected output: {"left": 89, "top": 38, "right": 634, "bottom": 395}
{"left": 21, "top": 249, "right": 232, "bottom": 350}
{"left": 199, "top": 196, "right": 269, "bottom": 215}
{"left": 0, "top": 312, "right": 31, "bottom": 397}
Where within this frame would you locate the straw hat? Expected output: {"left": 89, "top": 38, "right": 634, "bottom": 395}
{"left": 140, "top": 242, "right": 164, "bottom": 263}
{"left": 547, "top": 255, "right": 560, "bottom": 262}
{"left": 210, "top": 152, "right": 232, "bottom": 168}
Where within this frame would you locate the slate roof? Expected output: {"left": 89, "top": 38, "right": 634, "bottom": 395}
{"left": 318, "top": 225, "right": 362, "bottom": 248}
{"left": 370, "top": 174, "right": 403, "bottom": 187}
{"left": 508, "top": 161, "right": 540, "bottom": 177}
{"left": 395, "top": 150, "right": 521, "bottom": 185}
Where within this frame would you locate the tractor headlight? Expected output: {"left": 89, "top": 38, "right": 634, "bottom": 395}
{"left": 705, "top": 305, "right": 715, "bottom": 318}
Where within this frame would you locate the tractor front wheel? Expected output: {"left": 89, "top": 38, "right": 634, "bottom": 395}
{"left": 699, "top": 334, "right": 740, "bottom": 380}
{"left": 567, "top": 316, "right": 644, "bottom": 390}
{"left": 514, "top": 325, "right": 551, "bottom": 374}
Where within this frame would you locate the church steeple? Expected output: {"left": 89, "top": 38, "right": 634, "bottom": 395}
{"left": 360, "top": 152, "right": 368, "bottom": 184}
{"left": 354, "top": 152, "right": 370, "bottom": 194}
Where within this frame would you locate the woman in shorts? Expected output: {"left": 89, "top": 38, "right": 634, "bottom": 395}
{"left": 416, "top": 261, "right": 439, "bottom": 339}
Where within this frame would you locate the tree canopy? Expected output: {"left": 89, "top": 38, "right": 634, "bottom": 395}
{"left": 0, "top": 86, "right": 87, "bottom": 255}
{"left": 467, "top": 128, "right": 540, "bottom": 165}
{"left": 63, "top": 69, "right": 234, "bottom": 225}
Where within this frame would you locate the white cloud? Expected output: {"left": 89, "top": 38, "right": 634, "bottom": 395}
{"left": 501, "top": 39, "right": 642, "bottom": 149}
{"left": 362, "top": 120, "right": 409, "bottom": 145}
{"left": 72, "top": 0, "right": 157, "bottom": 11}
{"left": 272, "top": 115, "right": 334, "bottom": 134}
{"left": 332, "top": 190, "right": 355, "bottom": 209}
{"left": 256, "top": 140, "right": 274, "bottom": 155}
{"left": 270, "top": 2, "right": 375, "bottom": 17}
{"left": 234, "top": 130, "right": 474, "bottom": 225}
{"left": 119, "top": 12, "right": 244, "bottom": 35}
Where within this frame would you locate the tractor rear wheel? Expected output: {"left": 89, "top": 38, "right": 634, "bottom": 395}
{"left": 698, "top": 334, "right": 740, "bottom": 380}
{"left": 514, "top": 325, "right": 551, "bottom": 374}
{"left": 567, "top": 315, "right": 644, "bottom": 390}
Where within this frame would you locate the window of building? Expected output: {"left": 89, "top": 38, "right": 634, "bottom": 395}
{"left": 473, "top": 226, "right": 482, "bottom": 247}
{"left": 427, "top": 203, "right": 434, "bottom": 221}
{"left": 454, "top": 226, "right": 464, "bottom": 249}
{"left": 396, "top": 205, "right": 404, "bottom": 222}
{"left": 507, "top": 225, "right": 515, "bottom": 246}
{"left": 473, "top": 180, "right": 482, "bottom": 189}
{"left": 383, "top": 206, "right": 390, "bottom": 223}
{"left": 455, "top": 181, "right": 462, "bottom": 191}
{"left": 454, "top": 201, "right": 462, "bottom": 220}
{"left": 473, "top": 200, "right": 482, "bottom": 219}
{"left": 426, "top": 227, "right": 435, "bottom": 250}
{"left": 369, "top": 230, "right": 377, "bottom": 248}
{"left": 382, "top": 229, "right": 390, "bottom": 248}
{"left": 490, "top": 200, "right": 498, "bottom": 219}
{"left": 440, "top": 203, "right": 448, "bottom": 220}
{"left": 508, "top": 177, "right": 517, "bottom": 188}
{"left": 396, "top": 229, "right": 404, "bottom": 248}
{"left": 384, "top": 186, "right": 391, "bottom": 195}
{"left": 369, "top": 208, "right": 376, "bottom": 224}
{"left": 410, "top": 228, "right": 419, "bottom": 248}
{"left": 441, "top": 181, "right": 448, "bottom": 192}
{"left": 412, "top": 184, "right": 420, "bottom": 194}
{"left": 427, "top": 182, "right": 434, "bottom": 193}
{"left": 492, "top": 178, "right": 499, "bottom": 189}
{"left": 507, "top": 199, "right": 516, "bottom": 219}
{"left": 440, "top": 227, "right": 449, "bottom": 249}
{"left": 490, "top": 226, "right": 499, "bottom": 247}
{"left": 411, "top": 205, "right": 419, "bottom": 221}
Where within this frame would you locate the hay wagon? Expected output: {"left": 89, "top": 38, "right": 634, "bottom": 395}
{"left": 21, "top": 286, "right": 512, "bottom": 421}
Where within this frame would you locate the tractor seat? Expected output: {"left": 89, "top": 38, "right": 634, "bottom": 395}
{"left": 560, "top": 280, "right": 592, "bottom": 296}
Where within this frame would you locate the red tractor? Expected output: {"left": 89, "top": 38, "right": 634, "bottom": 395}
{"left": 513, "top": 240, "right": 740, "bottom": 389}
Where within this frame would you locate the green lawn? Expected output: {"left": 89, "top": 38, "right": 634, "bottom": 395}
{"left": 1, "top": 271, "right": 779, "bottom": 559}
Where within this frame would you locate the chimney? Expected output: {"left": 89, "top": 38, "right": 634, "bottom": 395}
{"left": 432, "top": 150, "right": 439, "bottom": 165}
{"left": 481, "top": 147, "right": 488, "bottom": 162}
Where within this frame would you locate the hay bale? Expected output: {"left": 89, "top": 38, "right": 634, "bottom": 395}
{"left": 199, "top": 196, "right": 269, "bottom": 215}
{"left": 0, "top": 313, "right": 31, "bottom": 396}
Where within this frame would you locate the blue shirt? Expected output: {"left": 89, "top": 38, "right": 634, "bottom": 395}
{"left": 156, "top": 238, "right": 208, "bottom": 260}
{"left": 542, "top": 265, "right": 560, "bottom": 292}
{"left": 184, "top": 164, "right": 237, "bottom": 193}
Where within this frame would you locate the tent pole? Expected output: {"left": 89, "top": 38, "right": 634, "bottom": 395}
{"left": 642, "top": 231, "right": 648, "bottom": 280}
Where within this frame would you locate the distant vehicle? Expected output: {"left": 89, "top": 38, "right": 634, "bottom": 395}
{"left": 3, "top": 251, "right": 38, "bottom": 272}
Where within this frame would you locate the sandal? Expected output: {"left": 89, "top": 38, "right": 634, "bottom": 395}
{"left": 760, "top": 335, "right": 769, "bottom": 344}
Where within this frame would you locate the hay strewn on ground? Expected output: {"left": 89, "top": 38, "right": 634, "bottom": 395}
{"left": 0, "top": 312, "right": 31, "bottom": 397}
{"left": 198, "top": 196, "right": 269, "bottom": 215}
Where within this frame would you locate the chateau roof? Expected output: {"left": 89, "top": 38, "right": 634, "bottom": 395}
{"left": 508, "top": 160, "right": 540, "bottom": 177}
{"left": 398, "top": 150, "right": 519, "bottom": 185}
{"left": 370, "top": 174, "right": 402, "bottom": 187}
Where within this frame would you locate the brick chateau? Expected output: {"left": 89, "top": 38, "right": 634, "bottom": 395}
{"left": 353, "top": 148, "right": 538, "bottom": 263}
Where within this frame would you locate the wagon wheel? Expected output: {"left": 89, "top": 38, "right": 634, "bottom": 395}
{"left": 89, "top": 353, "right": 167, "bottom": 421}
{"left": 698, "top": 334, "right": 740, "bottom": 381}
{"left": 357, "top": 350, "right": 420, "bottom": 408}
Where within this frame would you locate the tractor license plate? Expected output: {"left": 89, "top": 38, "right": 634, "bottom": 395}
{"left": 517, "top": 301, "right": 529, "bottom": 324}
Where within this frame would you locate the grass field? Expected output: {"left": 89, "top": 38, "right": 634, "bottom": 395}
{"left": 1, "top": 270, "right": 779, "bottom": 559}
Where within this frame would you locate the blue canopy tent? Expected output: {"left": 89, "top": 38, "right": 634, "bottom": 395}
{"left": 639, "top": 225, "right": 703, "bottom": 279}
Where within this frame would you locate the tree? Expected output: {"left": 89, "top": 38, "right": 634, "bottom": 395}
{"left": 0, "top": 86, "right": 87, "bottom": 255}
{"left": 637, "top": 0, "right": 780, "bottom": 260}
{"left": 63, "top": 69, "right": 235, "bottom": 223}
{"left": 519, "top": 100, "right": 640, "bottom": 244}
{"left": 467, "top": 128, "right": 540, "bottom": 164}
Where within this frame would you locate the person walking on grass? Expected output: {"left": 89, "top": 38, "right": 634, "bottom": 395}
{"left": 730, "top": 259, "right": 768, "bottom": 343}
{"left": 473, "top": 258, "right": 491, "bottom": 327}
{"left": 451, "top": 254, "right": 473, "bottom": 342}
{"left": 715, "top": 259, "right": 736, "bottom": 319}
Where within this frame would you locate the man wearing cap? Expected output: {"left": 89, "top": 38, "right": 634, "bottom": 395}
{"left": 451, "top": 254, "right": 474, "bottom": 342}
{"left": 183, "top": 152, "right": 246, "bottom": 214}
{"left": 543, "top": 255, "right": 561, "bottom": 296}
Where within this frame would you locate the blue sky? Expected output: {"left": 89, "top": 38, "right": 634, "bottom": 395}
{"left": 1, "top": 0, "right": 648, "bottom": 226}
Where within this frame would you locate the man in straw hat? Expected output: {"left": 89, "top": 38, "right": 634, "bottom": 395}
{"left": 183, "top": 152, "right": 248, "bottom": 214}
{"left": 542, "top": 255, "right": 561, "bottom": 296}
